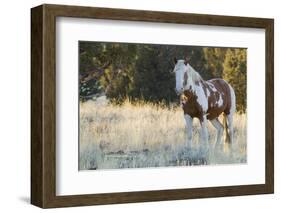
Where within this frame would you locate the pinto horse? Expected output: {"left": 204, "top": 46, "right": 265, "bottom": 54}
{"left": 173, "top": 58, "right": 236, "bottom": 149}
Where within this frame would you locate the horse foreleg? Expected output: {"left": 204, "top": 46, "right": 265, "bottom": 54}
{"left": 184, "top": 114, "right": 193, "bottom": 148}
{"left": 210, "top": 118, "right": 223, "bottom": 148}
{"left": 200, "top": 115, "right": 209, "bottom": 149}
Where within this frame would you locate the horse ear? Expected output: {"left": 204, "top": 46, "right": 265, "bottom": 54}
{"left": 184, "top": 57, "right": 190, "bottom": 65}
{"left": 173, "top": 57, "right": 177, "bottom": 65}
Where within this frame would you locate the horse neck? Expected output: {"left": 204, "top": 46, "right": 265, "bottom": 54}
{"left": 183, "top": 78, "right": 207, "bottom": 104}
{"left": 186, "top": 65, "right": 205, "bottom": 92}
{"left": 188, "top": 64, "right": 202, "bottom": 79}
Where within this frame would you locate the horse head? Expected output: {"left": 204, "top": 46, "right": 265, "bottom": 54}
{"left": 173, "top": 57, "right": 203, "bottom": 95}
{"left": 173, "top": 57, "right": 189, "bottom": 95}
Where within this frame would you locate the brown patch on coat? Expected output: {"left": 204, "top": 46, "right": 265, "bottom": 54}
{"left": 182, "top": 88, "right": 204, "bottom": 121}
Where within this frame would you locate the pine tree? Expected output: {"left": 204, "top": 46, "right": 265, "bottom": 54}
{"left": 223, "top": 49, "right": 247, "bottom": 113}
{"left": 79, "top": 42, "right": 137, "bottom": 101}
{"left": 132, "top": 45, "right": 177, "bottom": 103}
{"left": 203, "top": 48, "right": 227, "bottom": 78}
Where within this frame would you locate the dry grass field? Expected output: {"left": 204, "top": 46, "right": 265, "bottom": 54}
{"left": 79, "top": 98, "right": 247, "bottom": 170}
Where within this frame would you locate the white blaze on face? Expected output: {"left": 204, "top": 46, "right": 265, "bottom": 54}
{"left": 174, "top": 60, "right": 187, "bottom": 93}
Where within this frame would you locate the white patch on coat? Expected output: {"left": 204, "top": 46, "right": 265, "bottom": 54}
{"left": 210, "top": 85, "right": 217, "bottom": 92}
{"left": 206, "top": 89, "right": 210, "bottom": 97}
{"left": 217, "top": 95, "right": 223, "bottom": 107}
{"left": 206, "top": 82, "right": 217, "bottom": 92}
{"left": 194, "top": 84, "right": 208, "bottom": 112}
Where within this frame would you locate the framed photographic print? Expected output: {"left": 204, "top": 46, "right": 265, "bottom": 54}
{"left": 31, "top": 4, "right": 274, "bottom": 208}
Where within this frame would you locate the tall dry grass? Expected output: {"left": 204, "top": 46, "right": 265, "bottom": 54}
{"left": 79, "top": 98, "right": 247, "bottom": 170}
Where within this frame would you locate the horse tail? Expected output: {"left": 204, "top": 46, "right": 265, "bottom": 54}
{"left": 223, "top": 113, "right": 230, "bottom": 143}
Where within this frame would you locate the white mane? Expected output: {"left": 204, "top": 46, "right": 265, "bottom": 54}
{"left": 184, "top": 63, "right": 207, "bottom": 112}
{"left": 186, "top": 63, "right": 203, "bottom": 84}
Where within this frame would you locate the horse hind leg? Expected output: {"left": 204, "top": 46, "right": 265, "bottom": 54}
{"left": 210, "top": 118, "right": 223, "bottom": 148}
{"left": 223, "top": 113, "right": 231, "bottom": 143}
{"left": 226, "top": 84, "right": 236, "bottom": 145}
{"left": 222, "top": 113, "right": 235, "bottom": 154}
{"left": 220, "top": 113, "right": 231, "bottom": 153}
{"left": 226, "top": 114, "right": 234, "bottom": 144}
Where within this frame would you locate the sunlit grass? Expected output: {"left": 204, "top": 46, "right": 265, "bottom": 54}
{"left": 79, "top": 98, "right": 247, "bottom": 170}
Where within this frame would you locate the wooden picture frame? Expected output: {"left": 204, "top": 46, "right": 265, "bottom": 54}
{"left": 31, "top": 4, "right": 274, "bottom": 208}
